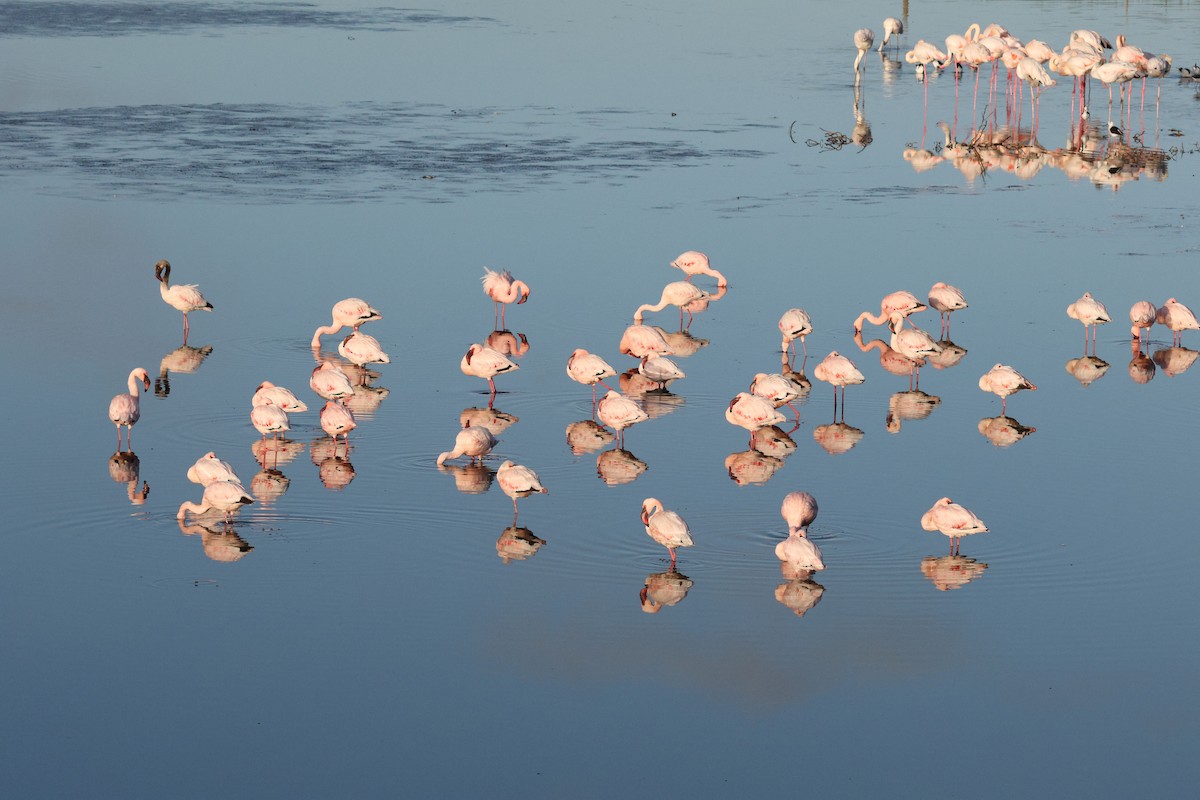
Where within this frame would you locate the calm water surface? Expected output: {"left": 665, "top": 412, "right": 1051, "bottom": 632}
{"left": 3, "top": 1, "right": 1200, "bottom": 797}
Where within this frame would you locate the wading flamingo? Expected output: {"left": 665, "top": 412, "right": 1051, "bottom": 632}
{"left": 750, "top": 372, "right": 805, "bottom": 418}
{"left": 250, "top": 403, "right": 289, "bottom": 440}
{"left": 1067, "top": 291, "right": 1111, "bottom": 352}
{"left": 319, "top": 399, "right": 356, "bottom": 445}
{"left": 670, "top": 251, "right": 727, "bottom": 286}
{"left": 726, "top": 392, "right": 787, "bottom": 436}
{"left": 1130, "top": 300, "right": 1156, "bottom": 342}
{"left": 186, "top": 452, "right": 240, "bottom": 486}
{"left": 566, "top": 348, "right": 617, "bottom": 401}
{"left": 309, "top": 362, "right": 355, "bottom": 402}
{"left": 978, "top": 363, "right": 1036, "bottom": 414}
{"left": 779, "top": 308, "right": 813, "bottom": 356}
{"left": 155, "top": 260, "right": 211, "bottom": 342}
{"left": 921, "top": 497, "right": 988, "bottom": 555}
{"left": 597, "top": 390, "right": 649, "bottom": 447}
{"left": 637, "top": 355, "right": 685, "bottom": 389}
{"left": 311, "top": 298, "right": 382, "bottom": 348}
{"left": 1156, "top": 298, "right": 1200, "bottom": 346}
{"left": 641, "top": 498, "right": 693, "bottom": 564}
{"left": 108, "top": 367, "right": 151, "bottom": 450}
{"left": 497, "top": 460, "right": 548, "bottom": 515}
{"left": 461, "top": 343, "right": 519, "bottom": 398}
{"left": 252, "top": 381, "right": 308, "bottom": 413}
{"left": 854, "top": 28, "right": 875, "bottom": 75}
{"left": 853, "top": 291, "right": 926, "bottom": 332}
{"left": 437, "top": 424, "right": 497, "bottom": 466}
{"left": 634, "top": 281, "right": 710, "bottom": 328}
{"left": 338, "top": 331, "right": 390, "bottom": 367}
{"left": 618, "top": 324, "right": 674, "bottom": 358}
{"left": 928, "top": 282, "right": 968, "bottom": 334}
{"left": 482, "top": 267, "right": 530, "bottom": 326}
{"left": 813, "top": 352, "right": 865, "bottom": 420}
{"left": 878, "top": 17, "right": 903, "bottom": 52}
{"left": 177, "top": 480, "right": 254, "bottom": 523}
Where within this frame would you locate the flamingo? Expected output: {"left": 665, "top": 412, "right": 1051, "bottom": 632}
{"left": 338, "top": 331, "right": 390, "bottom": 367}
{"left": 177, "top": 480, "right": 255, "bottom": 523}
{"left": 852, "top": 291, "right": 927, "bottom": 332}
{"left": 596, "top": 390, "right": 649, "bottom": 446}
{"left": 566, "top": 348, "right": 616, "bottom": 401}
{"left": 1090, "top": 60, "right": 1139, "bottom": 113}
{"left": 1130, "top": 300, "right": 1156, "bottom": 342}
{"left": 878, "top": 17, "right": 903, "bottom": 52}
{"left": 310, "top": 298, "right": 382, "bottom": 348}
{"left": 618, "top": 324, "right": 674, "bottom": 358}
{"left": 639, "top": 568, "right": 694, "bottom": 614}
{"left": 496, "top": 460, "right": 548, "bottom": 514}
{"left": 779, "top": 308, "right": 813, "bottom": 356}
{"left": 780, "top": 491, "right": 818, "bottom": 536}
{"left": 641, "top": 498, "right": 693, "bottom": 565}
{"left": 853, "top": 28, "right": 875, "bottom": 75}
{"left": 775, "top": 534, "right": 825, "bottom": 572}
{"left": 319, "top": 399, "right": 357, "bottom": 444}
{"left": 813, "top": 352, "right": 865, "bottom": 420}
{"left": 749, "top": 372, "right": 804, "bottom": 420}
{"left": 461, "top": 343, "right": 519, "bottom": 398}
{"left": 726, "top": 392, "right": 787, "bottom": 435}
{"left": 108, "top": 367, "right": 151, "bottom": 450}
{"left": 637, "top": 355, "right": 685, "bottom": 389}
{"left": 154, "top": 260, "right": 211, "bottom": 342}
{"left": 1156, "top": 298, "right": 1200, "bottom": 346}
{"left": 186, "top": 452, "right": 240, "bottom": 486}
{"left": 252, "top": 381, "right": 308, "bottom": 413}
{"left": 436, "top": 424, "right": 497, "bottom": 466}
{"left": 928, "top": 282, "right": 968, "bottom": 334}
{"left": 481, "top": 267, "right": 530, "bottom": 326}
{"left": 250, "top": 403, "right": 289, "bottom": 440}
{"left": 670, "top": 251, "right": 727, "bottom": 286}
{"left": 888, "top": 313, "right": 942, "bottom": 385}
{"left": 309, "top": 361, "right": 355, "bottom": 402}
{"left": 921, "top": 497, "right": 988, "bottom": 555}
{"left": 978, "top": 364, "right": 1036, "bottom": 414}
{"left": 1067, "top": 291, "right": 1111, "bottom": 352}
{"left": 634, "top": 281, "right": 709, "bottom": 327}
{"left": 1017, "top": 56, "right": 1057, "bottom": 129}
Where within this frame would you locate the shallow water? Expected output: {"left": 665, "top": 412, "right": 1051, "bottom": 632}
{"left": 3, "top": 1, "right": 1200, "bottom": 796}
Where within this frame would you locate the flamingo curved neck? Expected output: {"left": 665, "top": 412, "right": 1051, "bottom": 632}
{"left": 311, "top": 323, "right": 343, "bottom": 348}
{"left": 177, "top": 501, "right": 207, "bottom": 519}
{"left": 854, "top": 309, "right": 888, "bottom": 330}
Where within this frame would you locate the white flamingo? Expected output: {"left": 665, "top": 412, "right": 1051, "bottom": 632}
{"left": 250, "top": 403, "right": 289, "bottom": 440}
{"left": 1156, "top": 298, "right": 1200, "bottom": 346}
{"left": 496, "top": 460, "right": 548, "bottom": 514}
{"left": 186, "top": 452, "right": 240, "bottom": 486}
{"left": 108, "top": 367, "right": 151, "bottom": 450}
{"left": 461, "top": 343, "right": 519, "bottom": 398}
{"left": 319, "top": 400, "right": 357, "bottom": 444}
{"left": 921, "top": 497, "right": 988, "bottom": 555}
{"left": 928, "top": 283, "right": 968, "bottom": 334}
{"left": 1130, "top": 300, "right": 1156, "bottom": 342}
{"left": 1067, "top": 291, "right": 1111, "bottom": 352}
{"left": 854, "top": 28, "right": 875, "bottom": 74}
{"left": 437, "top": 424, "right": 497, "bottom": 466}
{"left": 853, "top": 291, "right": 927, "bottom": 332}
{"left": 779, "top": 308, "right": 813, "bottom": 356}
{"left": 670, "top": 251, "right": 727, "bottom": 286}
{"left": 177, "top": 480, "right": 255, "bottom": 523}
{"left": 311, "top": 298, "right": 382, "bottom": 348}
{"left": 566, "top": 348, "right": 616, "bottom": 401}
{"left": 978, "top": 364, "right": 1036, "bottom": 414}
{"left": 634, "top": 281, "right": 710, "bottom": 327}
{"left": 338, "top": 331, "right": 390, "bottom": 367}
{"left": 252, "top": 381, "right": 308, "bottom": 412}
{"left": 309, "top": 361, "right": 355, "bottom": 402}
{"left": 813, "top": 351, "right": 865, "bottom": 420}
{"left": 482, "top": 267, "right": 530, "bottom": 325}
{"left": 726, "top": 392, "right": 786, "bottom": 435}
{"left": 878, "top": 17, "right": 903, "bottom": 52}
{"left": 597, "top": 390, "right": 649, "bottom": 446}
{"left": 155, "top": 260, "right": 211, "bottom": 342}
{"left": 641, "top": 497, "right": 693, "bottom": 564}
{"left": 637, "top": 355, "right": 686, "bottom": 389}
{"left": 618, "top": 324, "right": 674, "bottom": 359}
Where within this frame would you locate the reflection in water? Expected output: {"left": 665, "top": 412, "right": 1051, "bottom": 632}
{"left": 920, "top": 554, "right": 989, "bottom": 591}
{"left": 496, "top": 526, "right": 546, "bottom": 564}
{"left": 250, "top": 469, "right": 290, "bottom": 507}
{"left": 107, "top": 451, "right": 149, "bottom": 505}
{"left": 854, "top": 329, "right": 920, "bottom": 379}
{"left": 596, "top": 447, "right": 647, "bottom": 486}
{"left": 750, "top": 425, "right": 798, "bottom": 460}
{"left": 461, "top": 406, "right": 519, "bottom": 436}
{"left": 886, "top": 390, "right": 940, "bottom": 434}
{"left": 154, "top": 344, "right": 213, "bottom": 397}
{"left": 851, "top": 82, "right": 872, "bottom": 150}
{"left": 177, "top": 519, "right": 253, "bottom": 563}
{"left": 1152, "top": 346, "right": 1199, "bottom": 377}
{"left": 485, "top": 329, "right": 530, "bottom": 359}
{"left": 1065, "top": 355, "right": 1111, "bottom": 387}
{"left": 439, "top": 462, "right": 495, "bottom": 494}
{"left": 725, "top": 450, "right": 785, "bottom": 486}
{"left": 638, "top": 388, "right": 686, "bottom": 421}
{"left": 774, "top": 576, "right": 826, "bottom": 618}
{"left": 926, "top": 339, "right": 967, "bottom": 370}
{"left": 640, "top": 567, "right": 694, "bottom": 614}
{"left": 977, "top": 416, "right": 1037, "bottom": 448}
{"left": 252, "top": 436, "right": 305, "bottom": 469}
{"left": 812, "top": 422, "right": 864, "bottom": 456}
{"left": 680, "top": 282, "right": 727, "bottom": 324}
{"left": 1128, "top": 343, "right": 1156, "bottom": 384}
{"left": 311, "top": 438, "right": 355, "bottom": 490}
{"left": 565, "top": 420, "right": 615, "bottom": 455}
{"left": 343, "top": 382, "right": 390, "bottom": 418}
{"left": 651, "top": 326, "right": 708, "bottom": 358}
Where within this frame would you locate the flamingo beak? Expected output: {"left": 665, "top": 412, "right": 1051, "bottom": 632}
{"left": 640, "top": 509, "right": 649, "bottom": 525}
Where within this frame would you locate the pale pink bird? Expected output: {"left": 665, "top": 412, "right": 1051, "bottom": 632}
{"left": 309, "top": 361, "right": 355, "bottom": 402}
{"left": 670, "top": 251, "right": 727, "bottom": 286}
{"left": 597, "top": 390, "right": 649, "bottom": 446}
{"left": 496, "top": 460, "right": 547, "bottom": 514}
{"left": 436, "top": 424, "right": 497, "bottom": 466}
{"left": 186, "top": 452, "right": 239, "bottom": 486}
{"left": 641, "top": 498, "right": 693, "bottom": 564}
{"left": 638, "top": 355, "right": 685, "bottom": 389}
{"left": 338, "top": 331, "right": 390, "bottom": 367}
{"left": 921, "top": 497, "right": 988, "bottom": 555}
{"left": 928, "top": 282, "right": 968, "bottom": 334}
{"left": 1156, "top": 298, "right": 1200, "bottom": 346}
{"left": 978, "top": 363, "right": 1036, "bottom": 414}
{"left": 108, "top": 367, "right": 151, "bottom": 450}
{"left": 177, "top": 479, "right": 254, "bottom": 523}
{"left": 1090, "top": 60, "right": 1139, "bottom": 110}
{"left": 726, "top": 392, "right": 786, "bottom": 435}
{"left": 252, "top": 381, "right": 308, "bottom": 412}
{"left": 1130, "top": 300, "right": 1156, "bottom": 341}
{"left": 889, "top": 313, "right": 941, "bottom": 384}
{"left": 634, "top": 281, "right": 710, "bottom": 327}
{"left": 251, "top": 403, "right": 289, "bottom": 440}
{"left": 749, "top": 372, "right": 804, "bottom": 420}
{"left": 1067, "top": 291, "right": 1111, "bottom": 351}
{"left": 566, "top": 348, "right": 616, "bottom": 401}
{"left": 1024, "top": 40, "right": 1055, "bottom": 63}
{"left": 878, "top": 17, "right": 903, "bottom": 52}
{"left": 155, "top": 260, "right": 211, "bottom": 342}
{"left": 310, "top": 298, "right": 382, "bottom": 348}
{"left": 780, "top": 491, "right": 818, "bottom": 536}
{"left": 853, "top": 291, "right": 927, "bottom": 332}
{"left": 853, "top": 28, "right": 875, "bottom": 73}
{"left": 319, "top": 400, "right": 357, "bottom": 444}
{"left": 779, "top": 308, "right": 813, "bottom": 356}
{"left": 618, "top": 324, "right": 674, "bottom": 359}
{"left": 481, "top": 267, "right": 530, "bottom": 326}
{"left": 813, "top": 351, "right": 865, "bottom": 419}
{"left": 461, "top": 342, "right": 519, "bottom": 398}
{"left": 775, "top": 535, "right": 825, "bottom": 572}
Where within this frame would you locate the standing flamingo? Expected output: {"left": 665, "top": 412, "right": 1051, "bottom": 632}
{"left": 670, "top": 251, "right": 727, "bottom": 286}
{"left": 186, "top": 452, "right": 240, "bottom": 486}
{"left": 928, "top": 282, "right": 968, "bottom": 335}
{"left": 1067, "top": 291, "right": 1111, "bottom": 352}
{"left": 921, "top": 497, "right": 988, "bottom": 555}
{"left": 108, "top": 367, "right": 151, "bottom": 450}
{"left": 618, "top": 324, "right": 674, "bottom": 359}
{"left": 154, "top": 260, "right": 211, "bottom": 342}
{"left": 750, "top": 372, "right": 805, "bottom": 419}
{"left": 1156, "top": 298, "right": 1200, "bottom": 346}
{"left": 813, "top": 352, "right": 865, "bottom": 420}
{"left": 177, "top": 480, "right": 255, "bottom": 523}
{"left": 566, "top": 348, "right": 617, "bottom": 401}
{"left": 461, "top": 343, "right": 519, "bottom": 399}
{"left": 309, "top": 361, "right": 355, "bottom": 402}
{"left": 779, "top": 308, "right": 813, "bottom": 356}
{"left": 978, "top": 364, "right": 1036, "bottom": 414}
{"left": 252, "top": 381, "right": 308, "bottom": 413}
{"left": 726, "top": 392, "right": 787, "bottom": 436}
{"left": 634, "top": 281, "right": 710, "bottom": 328}
{"left": 1130, "top": 300, "right": 1156, "bottom": 342}
{"left": 481, "top": 267, "right": 530, "bottom": 326}
{"left": 319, "top": 399, "right": 357, "bottom": 445}
{"left": 641, "top": 498, "right": 693, "bottom": 565}
{"left": 437, "top": 424, "right": 497, "bottom": 466}
{"left": 597, "top": 390, "right": 649, "bottom": 446}
{"left": 338, "top": 331, "right": 391, "bottom": 367}
{"left": 888, "top": 313, "right": 942, "bottom": 386}
{"left": 250, "top": 403, "right": 289, "bottom": 441}
{"left": 853, "top": 291, "right": 927, "bottom": 332}
{"left": 311, "top": 298, "right": 382, "bottom": 348}
{"left": 638, "top": 355, "right": 686, "bottom": 390}
{"left": 853, "top": 28, "right": 875, "bottom": 76}
{"left": 781, "top": 491, "right": 818, "bottom": 536}
{"left": 878, "top": 18, "right": 903, "bottom": 52}
{"left": 496, "top": 460, "right": 548, "bottom": 515}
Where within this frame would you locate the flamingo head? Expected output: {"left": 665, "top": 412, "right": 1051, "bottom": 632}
{"left": 154, "top": 259, "right": 171, "bottom": 283}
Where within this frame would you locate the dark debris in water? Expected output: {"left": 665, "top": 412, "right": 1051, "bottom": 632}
{"left": 805, "top": 129, "right": 854, "bottom": 152}
{"left": 0, "top": 2, "right": 496, "bottom": 37}
{"left": 0, "top": 102, "right": 767, "bottom": 203}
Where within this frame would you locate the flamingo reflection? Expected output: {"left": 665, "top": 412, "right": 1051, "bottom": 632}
{"left": 177, "top": 518, "right": 254, "bottom": 563}
{"left": 486, "top": 329, "right": 530, "bottom": 359}
{"left": 252, "top": 436, "right": 305, "bottom": 470}
{"left": 597, "top": 447, "right": 648, "bottom": 486}
{"left": 250, "top": 468, "right": 290, "bottom": 507}
{"left": 1152, "top": 345, "right": 1200, "bottom": 377}
{"left": 774, "top": 575, "right": 826, "bottom": 617}
{"left": 1128, "top": 342, "right": 1155, "bottom": 384}
{"left": 725, "top": 450, "right": 785, "bottom": 486}
{"left": 461, "top": 406, "right": 519, "bottom": 436}
{"left": 812, "top": 422, "right": 864, "bottom": 456}
{"left": 640, "top": 567, "right": 694, "bottom": 613}
{"left": 438, "top": 462, "right": 495, "bottom": 494}
{"left": 107, "top": 451, "right": 149, "bottom": 505}
{"left": 497, "top": 526, "right": 547, "bottom": 564}
{"left": 750, "top": 425, "right": 798, "bottom": 460}
{"left": 920, "top": 554, "right": 988, "bottom": 591}
{"left": 565, "top": 420, "right": 615, "bottom": 455}
{"left": 886, "top": 390, "right": 941, "bottom": 434}
{"left": 977, "top": 415, "right": 1037, "bottom": 447}
{"left": 154, "top": 344, "right": 213, "bottom": 397}
{"left": 1065, "top": 355, "right": 1111, "bottom": 387}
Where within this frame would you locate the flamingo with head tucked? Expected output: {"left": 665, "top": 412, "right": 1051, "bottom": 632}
{"left": 1067, "top": 291, "right": 1111, "bottom": 352}
{"left": 1156, "top": 298, "right": 1200, "bottom": 346}
{"left": 921, "top": 497, "right": 988, "bottom": 555}
{"left": 497, "top": 460, "right": 547, "bottom": 515}
{"left": 567, "top": 348, "right": 616, "bottom": 401}
{"left": 978, "top": 364, "right": 1036, "bottom": 414}
{"left": 461, "top": 343, "right": 519, "bottom": 400}
{"left": 108, "top": 367, "right": 151, "bottom": 450}
{"left": 311, "top": 298, "right": 382, "bottom": 348}
{"left": 928, "top": 282, "right": 968, "bottom": 335}
{"left": 813, "top": 352, "right": 865, "bottom": 420}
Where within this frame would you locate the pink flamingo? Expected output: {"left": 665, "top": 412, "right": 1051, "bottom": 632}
{"left": 597, "top": 390, "right": 649, "bottom": 446}
{"left": 461, "top": 343, "right": 519, "bottom": 400}
{"left": 1156, "top": 298, "right": 1200, "bottom": 346}
{"left": 177, "top": 480, "right": 255, "bottom": 523}
{"left": 978, "top": 364, "right": 1036, "bottom": 414}
{"left": 250, "top": 403, "right": 289, "bottom": 441}
{"left": 497, "top": 460, "right": 548, "bottom": 515}
{"left": 566, "top": 348, "right": 616, "bottom": 401}
{"left": 437, "top": 424, "right": 497, "bottom": 466}
{"left": 1067, "top": 291, "right": 1111, "bottom": 353}
{"left": 750, "top": 372, "right": 804, "bottom": 419}
{"left": 781, "top": 491, "right": 818, "bottom": 536}
{"left": 618, "top": 324, "right": 674, "bottom": 358}
{"left": 921, "top": 497, "right": 988, "bottom": 555}
{"left": 888, "top": 313, "right": 941, "bottom": 387}
{"left": 186, "top": 452, "right": 240, "bottom": 486}
{"left": 1130, "top": 300, "right": 1156, "bottom": 342}
{"left": 928, "top": 282, "right": 968, "bottom": 335}
{"left": 108, "top": 367, "right": 151, "bottom": 450}
{"left": 670, "top": 251, "right": 727, "bottom": 286}
{"left": 641, "top": 498, "right": 693, "bottom": 565}
{"left": 320, "top": 399, "right": 357, "bottom": 445}
{"left": 726, "top": 392, "right": 787, "bottom": 438}
{"left": 853, "top": 291, "right": 927, "bottom": 332}
{"left": 252, "top": 381, "right": 308, "bottom": 413}
{"left": 638, "top": 355, "right": 685, "bottom": 390}
{"left": 155, "top": 260, "right": 211, "bottom": 343}
{"left": 779, "top": 308, "right": 813, "bottom": 356}
{"left": 309, "top": 362, "right": 355, "bottom": 402}
{"left": 338, "top": 331, "right": 390, "bottom": 367}
{"left": 634, "top": 281, "right": 710, "bottom": 328}
{"left": 310, "top": 298, "right": 382, "bottom": 348}
{"left": 813, "top": 351, "right": 865, "bottom": 420}
{"left": 481, "top": 267, "right": 530, "bottom": 326}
